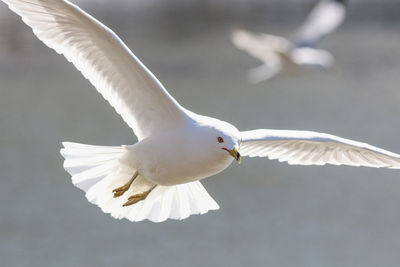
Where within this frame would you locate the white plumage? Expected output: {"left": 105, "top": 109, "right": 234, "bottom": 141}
{"left": 4, "top": 0, "right": 186, "bottom": 141}
{"left": 240, "top": 130, "right": 400, "bottom": 168}
{"left": 61, "top": 142, "right": 219, "bottom": 223}
{"left": 231, "top": 0, "right": 347, "bottom": 83}
{"left": 3, "top": 0, "right": 400, "bottom": 223}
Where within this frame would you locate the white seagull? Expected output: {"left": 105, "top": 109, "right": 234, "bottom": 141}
{"left": 2, "top": 0, "right": 399, "bottom": 223}
{"left": 231, "top": 0, "right": 347, "bottom": 83}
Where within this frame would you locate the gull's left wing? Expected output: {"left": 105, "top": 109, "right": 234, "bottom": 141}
{"left": 240, "top": 129, "right": 400, "bottom": 168}
{"left": 292, "top": 0, "right": 347, "bottom": 48}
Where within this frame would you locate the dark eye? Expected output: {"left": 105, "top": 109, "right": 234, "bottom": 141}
{"left": 217, "top": 137, "right": 224, "bottom": 143}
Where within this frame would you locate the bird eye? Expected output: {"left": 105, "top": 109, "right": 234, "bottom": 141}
{"left": 217, "top": 137, "right": 224, "bottom": 143}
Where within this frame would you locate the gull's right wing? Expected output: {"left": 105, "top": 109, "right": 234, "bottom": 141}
{"left": 2, "top": 0, "right": 189, "bottom": 141}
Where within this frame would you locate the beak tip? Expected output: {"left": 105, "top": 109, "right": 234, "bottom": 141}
{"left": 234, "top": 147, "right": 241, "bottom": 164}
{"left": 227, "top": 146, "right": 241, "bottom": 164}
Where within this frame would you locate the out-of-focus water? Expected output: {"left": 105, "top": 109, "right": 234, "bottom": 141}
{"left": 1, "top": 1, "right": 400, "bottom": 267}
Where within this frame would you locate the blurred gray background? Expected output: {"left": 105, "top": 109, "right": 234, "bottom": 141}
{"left": 1, "top": 0, "right": 400, "bottom": 266}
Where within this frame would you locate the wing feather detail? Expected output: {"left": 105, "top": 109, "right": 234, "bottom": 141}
{"left": 2, "top": 0, "right": 188, "bottom": 140}
{"left": 240, "top": 129, "right": 400, "bottom": 169}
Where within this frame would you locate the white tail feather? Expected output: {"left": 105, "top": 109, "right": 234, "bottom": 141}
{"left": 60, "top": 142, "right": 219, "bottom": 222}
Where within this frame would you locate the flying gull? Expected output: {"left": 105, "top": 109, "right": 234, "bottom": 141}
{"left": 3, "top": 0, "right": 399, "bottom": 223}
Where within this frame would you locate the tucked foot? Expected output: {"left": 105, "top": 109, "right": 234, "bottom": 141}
{"left": 123, "top": 185, "right": 156, "bottom": 207}
{"left": 112, "top": 171, "right": 138, "bottom": 198}
{"left": 112, "top": 184, "right": 131, "bottom": 198}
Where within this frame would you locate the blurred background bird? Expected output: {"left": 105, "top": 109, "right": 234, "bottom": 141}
{"left": 232, "top": 0, "right": 347, "bottom": 83}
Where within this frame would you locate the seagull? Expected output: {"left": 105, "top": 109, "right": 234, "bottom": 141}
{"left": 2, "top": 0, "right": 399, "bottom": 223}
{"left": 231, "top": 0, "right": 347, "bottom": 83}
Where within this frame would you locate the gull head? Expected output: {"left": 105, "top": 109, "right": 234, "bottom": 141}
{"left": 193, "top": 115, "right": 242, "bottom": 165}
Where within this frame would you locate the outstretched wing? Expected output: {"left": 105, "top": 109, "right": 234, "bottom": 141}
{"left": 292, "top": 0, "right": 347, "bottom": 48}
{"left": 240, "top": 129, "right": 400, "bottom": 168}
{"left": 2, "top": 0, "right": 188, "bottom": 141}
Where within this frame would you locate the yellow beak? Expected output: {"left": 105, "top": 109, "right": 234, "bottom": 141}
{"left": 227, "top": 146, "right": 241, "bottom": 164}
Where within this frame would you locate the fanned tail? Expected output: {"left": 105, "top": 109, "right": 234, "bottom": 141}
{"left": 60, "top": 142, "right": 219, "bottom": 222}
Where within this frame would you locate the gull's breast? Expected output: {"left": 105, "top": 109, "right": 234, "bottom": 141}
{"left": 126, "top": 131, "right": 234, "bottom": 186}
